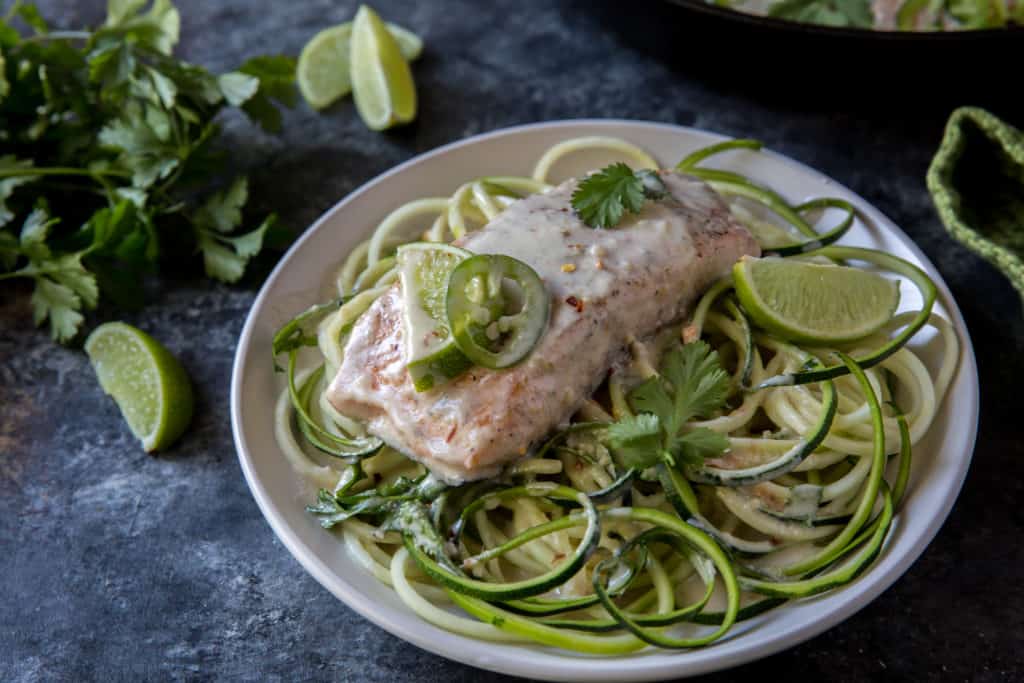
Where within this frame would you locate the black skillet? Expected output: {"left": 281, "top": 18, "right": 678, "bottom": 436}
{"left": 576, "top": 0, "right": 1023, "bottom": 110}
{"left": 663, "top": 0, "right": 1022, "bottom": 42}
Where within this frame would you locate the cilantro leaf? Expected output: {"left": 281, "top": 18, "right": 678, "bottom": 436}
{"left": 217, "top": 71, "right": 259, "bottom": 106}
{"left": 0, "top": 2, "right": 295, "bottom": 341}
{"left": 102, "top": 0, "right": 181, "bottom": 55}
{"left": 235, "top": 54, "right": 297, "bottom": 132}
{"left": 238, "top": 55, "right": 298, "bottom": 106}
{"left": 628, "top": 376, "right": 675, "bottom": 432}
{"left": 606, "top": 413, "right": 665, "bottom": 470}
{"left": 31, "top": 277, "right": 85, "bottom": 341}
{"left": 6, "top": 208, "right": 98, "bottom": 341}
{"left": 571, "top": 163, "right": 646, "bottom": 229}
{"left": 605, "top": 340, "right": 732, "bottom": 472}
{"left": 196, "top": 233, "right": 243, "bottom": 282}
{"left": 98, "top": 105, "right": 182, "bottom": 188}
{"left": 195, "top": 177, "right": 247, "bottom": 233}
{"left": 19, "top": 207, "right": 55, "bottom": 258}
{"left": 107, "top": 1, "right": 150, "bottom": 27}
{"left": 197, "top": 212, "right": 274, "bottom": 283}
{"left": 669, "top": 428, "right": 730, "bottom": 467}
{"left": 661, "top": 341, "right": 731, "bottom": 426}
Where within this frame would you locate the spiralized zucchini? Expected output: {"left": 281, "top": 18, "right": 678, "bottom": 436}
{"left": 272, "top": 136, "right": 958, "bottom": 654}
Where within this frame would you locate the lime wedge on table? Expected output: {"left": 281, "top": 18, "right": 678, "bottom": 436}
{"left": 398, "top": 243, "right": 473, "bottom": 392}
{"left": 297, "top": 19, "right": 422, "bottom": 110}
{"left": 350, "top": 5, "right": 418, "bottom": 130}
{"left": 733, "top": 256, "right": 900, "bottom": 345}
{"left": 85, "top": 322, "right": 193, "bottom": 452}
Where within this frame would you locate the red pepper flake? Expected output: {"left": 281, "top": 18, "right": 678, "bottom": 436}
{"left": 565, "top": 296, "right": 584, "bottom": 313}
{"left": 446, "top": 425, "right": 458, "bottom": 443}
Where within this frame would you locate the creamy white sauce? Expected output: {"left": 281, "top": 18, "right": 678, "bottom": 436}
{"left": 328, "top": 172, "right": 759, "bottom": 483}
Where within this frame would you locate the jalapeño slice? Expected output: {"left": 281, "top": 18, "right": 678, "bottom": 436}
{"left": 444, "top": 254, "right": 550, "bottom": 369}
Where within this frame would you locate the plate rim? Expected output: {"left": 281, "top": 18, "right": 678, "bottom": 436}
{"left": 230, "top": 118, "right": 980, "bottom": 681}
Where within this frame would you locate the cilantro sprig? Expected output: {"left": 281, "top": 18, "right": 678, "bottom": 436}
{"left": 606, "top": 340, "right": 731, "bottom": 471}
{"left": 570, "top": 163, "right": 666, "bottom": 229}
{"left": 0, "top": 1, "right": 297, "bottom": 341}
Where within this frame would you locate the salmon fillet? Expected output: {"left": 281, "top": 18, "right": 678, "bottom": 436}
{"left": 327, "top": 171, "right": 760, "bottom": 483}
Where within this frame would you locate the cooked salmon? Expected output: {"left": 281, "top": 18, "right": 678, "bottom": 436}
{"left": 327, "top": 171, "right": 760, "bottom": 482}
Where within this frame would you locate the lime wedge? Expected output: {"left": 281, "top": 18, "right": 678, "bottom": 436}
{"left": 297, "top": 19, "right": 422, "bottom": 110}
{"left": 85, "top": 322, "right": 193, "bottom": 452}
{"left": 397, "top": 242, "right": 473, "bottom": 391}
{"left": 384, "top": 23, "right": 424, "bottom": 61}
{"left": 350, "top": 5, "right": 417, "bottom": 131}
{"left": 733, "top": 256, "right": 900, "bottom": 345}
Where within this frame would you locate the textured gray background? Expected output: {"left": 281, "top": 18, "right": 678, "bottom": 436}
{"left": 2, "top": 1, "right": 1022, "bottom": 681}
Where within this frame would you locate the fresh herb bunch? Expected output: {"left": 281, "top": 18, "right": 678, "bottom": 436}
{"left": 0, "top": 0, "right": 297, "bottom": 341}
{"left": 606, "top": 340, "right": 731, "bottom": 470}
{"left": 570, "top": 163, "right": 666, "bottom": 229}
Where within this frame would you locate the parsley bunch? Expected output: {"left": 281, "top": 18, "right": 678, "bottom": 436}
{"left": 606, "top": 340, "right": 731, "bottom": 471}
{"left": 0, "top": 0, "right": 297, "bottom": 340}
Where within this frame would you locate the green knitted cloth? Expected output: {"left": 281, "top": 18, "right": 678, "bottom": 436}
{"left": 927, "top": 107, "right": 1024, "bottom": 305}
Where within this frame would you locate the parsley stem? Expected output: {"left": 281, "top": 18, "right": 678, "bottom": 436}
{"left": 0, "top": 167, "right": 130, "bottom": 181}
{"left": 0, "top": 270, "right": 33, "bottom": 281}
{"left": 19, "top": 30, "right": 93, "bottom": 44}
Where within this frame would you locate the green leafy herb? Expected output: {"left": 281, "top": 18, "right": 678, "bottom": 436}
{"left": 605, "top": 413, "right": 663, "bottom": 468}
{"left": 0, "top": 1, "right": 297, "bottom": 341}
{"left": 571, "top": 163, "right": 651, "bottom": 229}
{"left": 307, "top": 471, "right": 448, "bottom": 529}
{"left": 571, "top": 164, "right": 667, "bottom": 229}
{"left": 605, "top": 340, "right": 731, "bottom": 470}
{"left": 270, "top": 296, "right": 347, "bottom": 370}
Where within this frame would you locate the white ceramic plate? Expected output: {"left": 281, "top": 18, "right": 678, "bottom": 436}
{"left": 230, "top": 120, "right": 978, "bottom": 681}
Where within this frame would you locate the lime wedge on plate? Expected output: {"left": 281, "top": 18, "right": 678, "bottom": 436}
{"left": 398, "top": 243, "right": 473, "bottom": 391}
{"left": 85, "top": 322, "right": 193, "bottom": 452}
{"left": 733, "top": 256, "right": 900, "bottom": 345}
{"left": 350, "top": 5, "right": 418, "bottom": 130}
{"left": 297, "top": 18, "right": 422, "bottom": 110}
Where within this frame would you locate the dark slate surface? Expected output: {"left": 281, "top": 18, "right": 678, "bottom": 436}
{"left": 3, "top": 1, "right": 1023, "bottom": 681}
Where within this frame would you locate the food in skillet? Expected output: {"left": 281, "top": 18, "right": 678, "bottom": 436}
{"left": 715, "top": 0, "right": 1020, "bottom": 31}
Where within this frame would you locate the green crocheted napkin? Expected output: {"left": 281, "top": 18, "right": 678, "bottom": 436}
{"left": 927, "top": 107, "right": 1024, "bottom": 305}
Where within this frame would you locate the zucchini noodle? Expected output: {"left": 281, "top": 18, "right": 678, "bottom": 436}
{"left": 271, "top": 136, "right": 959, "bottom": 654}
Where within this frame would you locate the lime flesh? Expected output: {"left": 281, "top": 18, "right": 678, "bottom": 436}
{"left": 397, "top": 243, "right": 473, "bottom": 391}
{"left": 733, "top": 256, "right": 901, "bottom": 345}
{"left": 297, "top": 19, "right": 422, "bottom": 110}
{"left": 350, "top": 5, "right": 418, "bottom": 130}
{"left": 85, "top": 322, "right": 193, "bottom": 452}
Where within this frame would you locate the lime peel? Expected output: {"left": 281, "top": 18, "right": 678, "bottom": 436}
{"left": 397, "top": 243, "right": 473, "bottom": 391}
{"left": 297, "top": 19, "right": 422, "bottom": 110}
{"left": 733, "top": 255, "right": 901, "bottom": 345}
{"left": 350, "top": 4, "right": 418, "bottom": 131}
{"left": 85, "top": 322, "right": 194, "bottom": 452}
